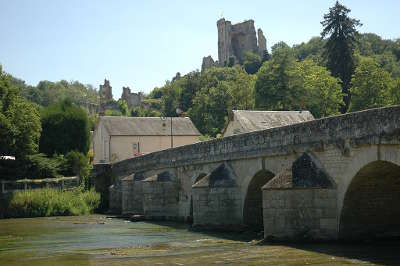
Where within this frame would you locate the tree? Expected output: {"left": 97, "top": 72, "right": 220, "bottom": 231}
{"left": 294, "top": 60, "right": 343, "bottom": 118}
{"left": 293, "top": 37, "right": 326, "bottom": 63}
{"left": 188, "top": 84, "right": 231, "bottom": 136}
{"left": 161, "top": 82, "right": 181, "bottom": 117}
{"left": 40, "top": 99, "right": 90, "bottom": 156}
{"left": 321, "top": 1, "right": 362, "bottom": 112}
{"left": 177, "top": 71, "right": 201, "bottom": 111}
{"left": 255, "top": 46, "right": 297, "bottom": 110}
{"left": 243, "top": 51, "right": 262, "bottom": 74}
{"left": 117, "top": 99, "right": 129, "bottom": 116}
{"left": 0, "top": 66, "right": 41, "bottom": 158}
{"left": 349, "top": 57, "right": 394, "bottom": 111}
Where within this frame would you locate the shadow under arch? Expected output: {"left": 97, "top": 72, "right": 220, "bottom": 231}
{"left": 243, "top": 169, "right": 275, "bottom": 231}
{"left": 339, "top": 160, "right": 400, "bottom": 240}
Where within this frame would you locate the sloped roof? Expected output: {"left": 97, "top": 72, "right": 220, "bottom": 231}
{"left": 99, "top": 116, "right": 201, "bottom": 136}
{"left": 230, "top": 110, "right": 314, "bottom": 134}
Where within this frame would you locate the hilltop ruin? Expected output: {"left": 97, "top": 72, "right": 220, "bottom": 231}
{"left": 202, "top": 18, "right": 267, "bottom": 70}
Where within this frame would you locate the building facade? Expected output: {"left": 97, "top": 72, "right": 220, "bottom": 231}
{"left": 93, "top": 116, "right": 201, "bottom": 164}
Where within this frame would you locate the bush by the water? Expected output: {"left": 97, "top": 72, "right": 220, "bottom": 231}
{"left": 3, "top": 188, "right": 100, "bottom": 218}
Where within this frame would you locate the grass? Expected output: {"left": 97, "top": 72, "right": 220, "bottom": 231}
{"left": 2, "top": 188, "right": 100, "bottom": 218}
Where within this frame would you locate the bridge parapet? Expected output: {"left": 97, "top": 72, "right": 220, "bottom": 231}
{"left": 111, "top": 105, "right": 400, "bottom": 178}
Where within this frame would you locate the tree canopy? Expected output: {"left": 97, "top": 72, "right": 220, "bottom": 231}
{"left": 0, "top": 66, "right": 41, "bottom": 159}
{"left": 39, "top": 99, "right": 90, "bottom": 156}
{"left": 321, "top": 1, "right": 362, "bottom": 112}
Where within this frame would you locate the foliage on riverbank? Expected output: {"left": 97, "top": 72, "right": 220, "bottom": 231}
{"left": 0, "top": 188, "right": 100, "bottom": 218}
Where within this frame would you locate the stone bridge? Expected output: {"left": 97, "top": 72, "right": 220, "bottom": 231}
{"left": 93, "top": 106, "right": 400, "bottom": 241}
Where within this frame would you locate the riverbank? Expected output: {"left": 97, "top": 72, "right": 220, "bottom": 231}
{"left": 0, "top": 188, "right": 100, "bottom": 218}
{"left": 1, "top": 215, "right": 400, "bottom": 265}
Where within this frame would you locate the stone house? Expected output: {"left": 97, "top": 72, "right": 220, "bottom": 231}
{"left": 93, "top": 116, "right": 201, "bottom": 164}
{"left": 222, "top": 110, "right": 315, "bottom": 137}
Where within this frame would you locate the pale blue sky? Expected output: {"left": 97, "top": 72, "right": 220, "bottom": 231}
{"left": 1, "top": 0, "right": 399, "bottom": 98}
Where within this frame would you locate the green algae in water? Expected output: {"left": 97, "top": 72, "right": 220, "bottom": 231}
{"left": 0, "top": 215, "right": 400, "bottom": 265}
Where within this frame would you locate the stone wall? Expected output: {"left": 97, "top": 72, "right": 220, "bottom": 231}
{"left": 99, "top": 79, "right": 113, "bottom": 102}
{"left": 216, "top": 18, "right": 267, "bottom": 65}
{"left": 192, "top": 187, "right": 242, "bottom": 229}
{"left": 142, "top": 172, "right": 180, "bottom": 220}
{"left": 201, "top": 56, "right": 217, "bottom": 71}
{"left": 110, "top": 106, "right": 400, "bottom": 179}
{"left": 192, "top": 163, "right": 243, "bottom": 229}
{"left": 121, "top": 87, "right": 141, "bottom": 108}
{"left": 263, "top": 188, "right": 337, "bottom": 240}
{"left": 109, "top": 182, "right": 122, "bottom": 214}
{"left": 93, "top": 106, "right": 400, "bottom": 240}
{"left": 121, "top": 175, "right": 134, "bottom": 215}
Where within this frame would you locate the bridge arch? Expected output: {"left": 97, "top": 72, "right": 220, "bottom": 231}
{"left": 243, "top": 169, "right": 275, "bottom": 230}
{"left": 339, "top": 160, "right": 400, "bottom": 239}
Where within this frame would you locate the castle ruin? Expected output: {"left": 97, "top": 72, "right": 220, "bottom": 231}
{"left": 99, "top": 79, "right": 113, "bottom": 103}
{"left": 202, "top": 18, "right": 267, "bottom": 70}
{"left": 121, "top": 87, "right": 142, "bottom": 108}
{"left": 98, "top": 79, "right": 143, "bottom": 115}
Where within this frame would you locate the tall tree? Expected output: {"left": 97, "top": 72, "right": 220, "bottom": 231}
{"left": 0, "top": 66, "right": 41, "bottom": 158}
{"left": 40, "top": 99, "right": 90, "bottom": 155}
{"left": 321, "top": 1, "right": 362, "bottom": 113}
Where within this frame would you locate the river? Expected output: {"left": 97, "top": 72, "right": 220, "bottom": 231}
{"left": 0, "top": 215, "right": 399, "bottom": 265}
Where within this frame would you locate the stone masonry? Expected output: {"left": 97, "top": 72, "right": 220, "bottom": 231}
{"left": 94, "top": 105, "right": 400, "bottom": 241}
{"left": 99, "top": 79, "right": 113, "bottom": 103}
{"left": 217, "top": 18, "right": 267, "bottom": 66}
{"left": 121, "top": 87, "right": 142, "bottom": 108}
{"left": 202, "top": 18, "right": 267, "bottom": 71}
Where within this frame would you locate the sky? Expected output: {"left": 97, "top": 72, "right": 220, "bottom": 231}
{"left": 0, "top": 0, "right": 399, "bottom": 98}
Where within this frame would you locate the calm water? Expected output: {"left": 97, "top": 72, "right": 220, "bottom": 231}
{"left": 0, "top": 215, "right": 399, "bottom": 265}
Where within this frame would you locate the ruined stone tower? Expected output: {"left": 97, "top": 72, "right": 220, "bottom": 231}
{"left": 202, "top": 18, "right": 267, "bottom": 70}
{"left": 121, "top": 87, "right": 142, "bottom": 108}
{"left": 99, "top": 79, "right": 113, "bottom": 102}
{"left": 217, "top": 18, "right": 267, "bottom": 66}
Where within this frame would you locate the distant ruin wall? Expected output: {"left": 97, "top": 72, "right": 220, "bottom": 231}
{"left": 121, "top": 87, "right": 141, "bottom": 108}
{"left": 217, "top": 18, "right": 267, "bottom": 66}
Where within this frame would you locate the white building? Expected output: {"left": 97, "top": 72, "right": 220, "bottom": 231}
{"left": 93, "top": 116, "right": 201, "bottom": 164}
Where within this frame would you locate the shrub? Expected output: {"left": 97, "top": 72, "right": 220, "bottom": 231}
{"left": 4, "top": 188, "right": 100, "bottom": 218}
{"left": 24, "top": 153, "right": 61, "bottom": 179}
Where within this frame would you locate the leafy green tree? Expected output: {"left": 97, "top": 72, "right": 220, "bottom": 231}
{"left": 63, "top": 151, "right": 90, "bottom": 180}
{"left": 0, "top": 66, "right": 41, "bottom": 158}
{"left": 188, "top": 84, "right": 231, "bottom": 136}
{"left": 177, "top": 71, "right": 202, "bottom": 111}
{"left": 321, "top": 1, "right": 362, "bottom": 112}
{"left": 392, "top": 78, "right": 400, "bottom": 105}
{"left": 293, "top": 37, "right": 326, "bottom": 63}
{"left": 25, "top": 153, "right": 61, "bottom": 179}
{"left": 40, "top": 99, "right": 90, "bottom": 156}
{"left": 117, "top": 99, "right": 129, "bottom": 116}
{"left": 201, "top": 66, "right": 255, "bottom": 110}
{"left": 349, "top": 57, "right": 395, "bottom": 111}
{"left": 243, "top": 51, "right": 262, "bottom": 74}
{"left": 294, "top": 60, "right": 343, "bottom": 117}
{"left": 255, "top": 46, "right": 297, "bottom": 110}
{"left": 161, "top": 82, "right": 181, "bottom": 116}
